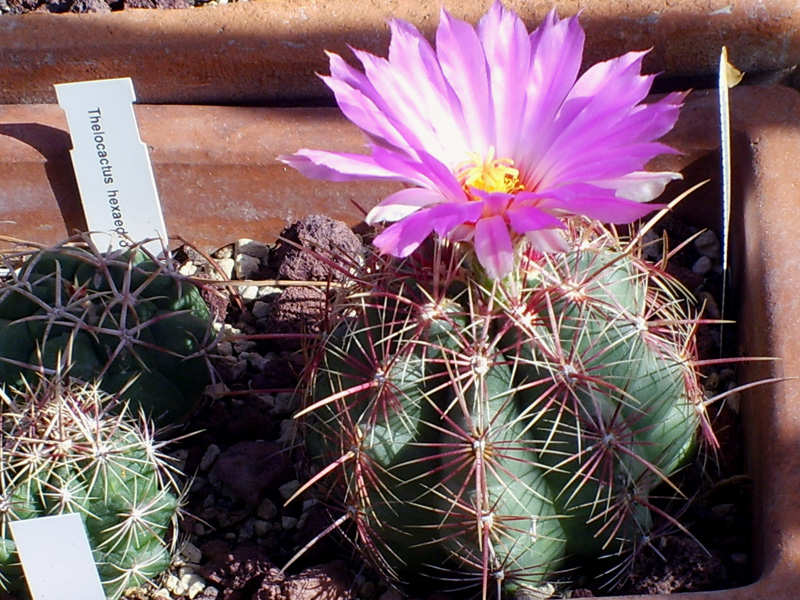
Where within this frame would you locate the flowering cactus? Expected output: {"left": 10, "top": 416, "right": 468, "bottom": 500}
{"left": 0, "top": 236, "right": 215, "bottom": 424}
{"left": 302, "top": 224, "right": 709, "bottom": 596}
{"left": 0, "top": 375, "right": 182, "bottom": 599}
{"left": 283, "top": 2, "right": 709, "bottom": 596}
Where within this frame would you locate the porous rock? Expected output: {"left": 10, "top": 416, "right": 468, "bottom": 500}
{"left": 275, "top": 215, "right": 361, "bottom": 282}
{"left": 211, "top": 440, "right": 290, "bottom": 505}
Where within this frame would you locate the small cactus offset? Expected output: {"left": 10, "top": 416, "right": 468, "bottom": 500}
{"left": 0, "top": 374, "right": 182, "bottom": 599}
{"left": 0, "top": 235, "right": 216, "bottom": 423}
{"left": 300, "top": 224, "right": 712, "bottom": 597}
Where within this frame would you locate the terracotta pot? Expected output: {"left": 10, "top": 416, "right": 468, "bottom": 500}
{"left": 0, "top": 0, "right": 799, "bottom": 105}
{"left": 0, "top": 84, "right": 799, "bottom": 598}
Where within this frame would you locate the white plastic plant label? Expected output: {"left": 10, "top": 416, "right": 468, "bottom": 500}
{"left": 55, "top": 77, "right": 168, "bottom": 254}
{"left": 9, "top": 513, "right": 106, "bottom": 600}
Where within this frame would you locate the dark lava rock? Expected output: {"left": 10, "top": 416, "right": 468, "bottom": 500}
{"left": 200, "top": 541, "right": 284, "bottom": 600}
{"left": 262, "top": 286, "right": 327, "bottom": 351}
{"left": 275, "top": 215, "right": 362, "bottom": 282}
{"left": 126, "top": 0, "right": 189, "bottom": 7}
{"left": 255, "top": 560, "right": 355, "bottom": 600}
{"left": 252, "top": 353, "right": 305, "bottom": 391}
{"left": 211, "top": 440, "right": 291, "bottom": 505}
{"left": 68, "top": 0, "right": 110, "bottom": 12}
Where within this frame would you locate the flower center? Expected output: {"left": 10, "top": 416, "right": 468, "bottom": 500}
{"left": 456, "top": 147, "right": 524, "bottom": 196}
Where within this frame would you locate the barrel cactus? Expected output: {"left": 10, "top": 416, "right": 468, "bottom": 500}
{"left": 300, "top": 225, "right": 711, "bottom": 597}
{"left": 0, "top": 236, "right": 216, "bottom": 423}
{"left": 0, "top": 374, "right": 182, "bottom": 599}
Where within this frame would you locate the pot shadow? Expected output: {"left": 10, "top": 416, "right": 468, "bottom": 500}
{"left": 0, "top": 122, "right": 86, "bottom": 235}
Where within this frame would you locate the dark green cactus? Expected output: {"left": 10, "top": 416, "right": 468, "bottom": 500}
{"left": 300, "top": 228, "right": 710, "bottom": 597}
{"left": 0, "top": 236, "right": 216, "bottom": 424}
{"left": 0, "top": 374, "right": 182, "bottom": 599}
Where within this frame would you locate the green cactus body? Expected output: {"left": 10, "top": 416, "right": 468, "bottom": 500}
{"left": 0, "top": 239, "right": 215, "bottom": 423}
{"left": 302, "top": 231, "right": 709, "bottom": 597}
{"left": 0, "top": 377, "right": 182, "bottom": 599}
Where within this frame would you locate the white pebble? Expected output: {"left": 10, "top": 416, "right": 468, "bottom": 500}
{"left": 216, "top": 257, "right": 235, "bottom": 279}
{"left": 181, "top": 572, "right": 206, "bottom": 599}
{"left": 236, "top": 238, "right": 270, "bottom": 260}
{"left": 163, "top": 573, "right": 186, "bottom": 595}
{"left": 240, "top": 285, "right": 260, "bottom": 301}
{"left": 213, "top": 244, "right": 234, "bottom": 260}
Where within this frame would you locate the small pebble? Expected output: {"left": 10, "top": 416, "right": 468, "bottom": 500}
{"left": 213, "top": 245, "right": 234, "bottom": 260}
{"left": 281, "top": 515, "right": 299, "bottom": 530}
{"left": 252, "top": 300, "right": 270, "bottom": 319}
{"left": 238, "top": 519, "right": 256, "bottom": 542}
{"left": 359, "top": 579, "right": 377, "bottom": 600}
{"left": 379, "top": 589, "right": 404, "bottom": 600}
{"left": 199, "top": 444, "right": 222, "bottom": 472}
{"left": 164, "top": 573, "right": 187, "bottom": 595}
{"left": 273, "top": 392, "right": 300, "bottom": 416}
{"left": 694, "top": 230, "right": 721, "bottom": 259}
{"left": 730, "top": 552, "right": 748, "bottom": 565}
{"left": 213, "top": 340, "right": 233, "bottom": 356}
{"left": 254, "top": 519, "right": 271, "bottom": 536}
{"left": 177, "top": 572, "right": 207, "bottom": 599}
{"left": 279, "top": 479, "right": 301, "bottom": 500}
{"left": 257, "top": 497, "right": 278, "bottom": 520}
{"left": 240, "top": 284, "right": 260, "bottom": 301}
{"left": 180, "top": 262, "right": 199, "bottom": 277}
{"left": 180, "top": 541, "right": 203, "bottom": 565}
{"left": 216, "top": 257, "right": 235, "bottom": 279}
{"left": 236, "top": 238, "right": 270, "bottom": 260}
{"left": 240, "top": 350, "right": 268, "bottom": 371}
{"left": 276, "top": 418, "right": 298, "bottom": 444}
{"left": 234, "top": 253, "right": 261, "bottom": 279}
{"left": 196, "top": 586, "right": 220, "bottom": 600}
{"left": 692, "top": 255, "right": 712, "bottom": 276}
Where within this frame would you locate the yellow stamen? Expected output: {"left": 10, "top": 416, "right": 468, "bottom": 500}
{"left": 455, "top": 147, "right": 524, "bottom": 196}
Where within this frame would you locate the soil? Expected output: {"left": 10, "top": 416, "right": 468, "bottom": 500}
{"left": 134, "top": 214, "right": 750, "bottom": 600}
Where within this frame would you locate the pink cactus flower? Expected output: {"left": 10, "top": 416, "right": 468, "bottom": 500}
{"left": 280, "top": 2, "right": 684, "bottom": 280}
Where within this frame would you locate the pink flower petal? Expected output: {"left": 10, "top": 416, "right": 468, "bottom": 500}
{"left": 474, "top": 215, "right": 515, "bottom": 279}
{"left": 526, "top": 228, "right": 570, "bottom": 252}
{"left": 537, "top": 183, "right": 665, "bottom": 222}
{"left": 278, "top": 150, "right": 403, "bottom": 182}
{"left": 592, "top": 171, "right": 682, "bottom": 203}
{"left": 366, "top": 188, "right": 447, "bottom": 224}
{"left": 436, "top": 8, "right": 493, "bottom": 151}
{"left": 506, "top": 204, "right": 566, "bottom": 234}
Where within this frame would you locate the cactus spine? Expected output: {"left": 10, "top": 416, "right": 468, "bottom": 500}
{"left": 301, "top": 225, "right": 711, "bottom": 597}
